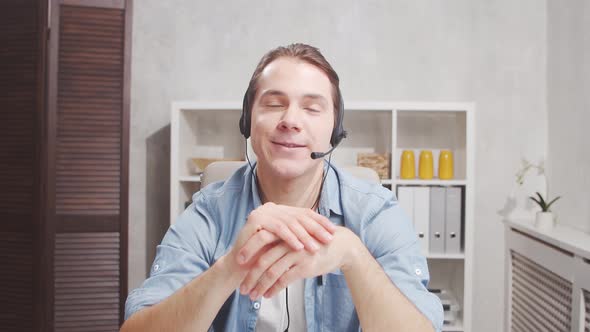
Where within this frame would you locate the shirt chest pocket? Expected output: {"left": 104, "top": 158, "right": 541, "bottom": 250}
{"left": 321, "top": 272, "right": 360, "bottom": 331}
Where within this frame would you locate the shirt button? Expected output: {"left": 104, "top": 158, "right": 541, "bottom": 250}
{"left": 415, "top": 268, "right": 422, "bottom": 276}
{"left": 253, "top": 302, "right": 260, "bottom": 310}
{"left": 153, "top": 264, "right": 160, "bottom": 272}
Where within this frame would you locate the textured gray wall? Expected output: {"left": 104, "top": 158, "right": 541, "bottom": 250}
{"left": 547, "top": 0, "right": 590, "bottom": 233}
{"left": 129, "top": 1, "right": 548, "bottom": 330}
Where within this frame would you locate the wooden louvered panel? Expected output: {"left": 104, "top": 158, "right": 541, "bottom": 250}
{"left": 55, "top": 5, "right": 124, "bottom": 216}
{"left": 0, "top": 0, "right": 41, "bottom": 331}
{"left": 0, "top": 232, "right": 33, "bottom": 331}
{"left": 585, "top": 289, "right": 590, "bottom": 332}
{"left": 511, "top": 251, "right": 572, "bottom": 332}
{"left": 54, "top": 232, "right": 120, "bottom": 331}
{"left": 0, "top": 0, "right": 38, "bottom": 219}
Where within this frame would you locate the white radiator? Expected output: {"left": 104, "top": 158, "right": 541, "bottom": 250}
{"left": 504, "top": 220, "right": 590, "bottom": 332}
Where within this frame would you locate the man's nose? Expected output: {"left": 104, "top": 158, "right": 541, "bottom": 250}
{"left": 278, "top": 106, "right": 302, "bottom": 132}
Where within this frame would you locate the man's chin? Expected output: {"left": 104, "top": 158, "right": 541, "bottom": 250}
{"left": 264, "top": 158, "right": 315, "bottom": 179}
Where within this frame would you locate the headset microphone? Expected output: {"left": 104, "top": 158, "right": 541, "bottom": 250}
{"left": 310, "top": 137, "right": 343, "bottom": 159}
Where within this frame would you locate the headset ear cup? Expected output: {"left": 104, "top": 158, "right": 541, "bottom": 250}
{"left": 239, "top": 112, "right": 245, "bottom": 136}
{"left": 240, "top": 89, "right": 251, "bottom": 138}
{"left": 239, "top": 111, "right": 249, "bottom": 138}
{"left": 330, "top": 95, "right": 346, "bottom": 146}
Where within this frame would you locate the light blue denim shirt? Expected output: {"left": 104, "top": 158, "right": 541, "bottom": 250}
{"left": 125, "top": 162, "right": 443, "bottom": 331}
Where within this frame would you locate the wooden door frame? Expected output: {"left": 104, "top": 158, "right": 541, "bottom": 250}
{"left": 34, "top": 0, "right": 49, "bottom": 330}
{"left": 120, "top": 0, "right": 132, "bottom": 323}
{"left": 44, "top": 0, "right": 59, "bottom": 329}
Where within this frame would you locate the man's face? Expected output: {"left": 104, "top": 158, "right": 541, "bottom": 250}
{"left": 250, "top": 57, "right": 335, "bottom": 180}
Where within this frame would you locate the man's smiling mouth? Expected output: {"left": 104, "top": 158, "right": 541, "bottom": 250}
{"left": 272, "top": 141, "right": 306, "bottom": 148}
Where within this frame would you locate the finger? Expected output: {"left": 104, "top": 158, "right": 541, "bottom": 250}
{"left": 236, "top": 229, "right": 280, "bottom": 265}
{"left": 263, "top": 266, "right": 302, "bottom": 299}
{"left": 280, "top": 207, "right": 331, "bottom": 247}
{"left": 260, "top": 216, "right": 305, "bottom": 252}
{"left": 240, "top": 242, "right": 290, "bottom": 295}
{"left": 249, "top": 252, "right": 298, "bottom": 300}
{"left": 286, "top": 219, "right": 321, "bottom": 252}
{"left": 305, "top": 209, "right": 337, "bottom": 233}
{"left": 297, "top": 214, "right": 334, "bottom": 244}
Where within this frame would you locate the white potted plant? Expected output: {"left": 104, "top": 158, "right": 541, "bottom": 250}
{"left": 529, "top": 192, "right": 561, "bottom": 231}
{"left": 499, "top": 158, "right": 562, "bottom": 230}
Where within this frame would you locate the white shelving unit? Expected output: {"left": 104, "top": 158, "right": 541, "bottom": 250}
{"left": 171, "top": 101, "right": 475, "bottom": 331}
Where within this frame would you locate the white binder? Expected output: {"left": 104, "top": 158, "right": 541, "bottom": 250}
{"left": 444, "top": 187, "right": 463, "bottom": 254}
{"left": 429, "top": 187, "right": 446, "bottom": 254}
{"left": 413, "top": 187, "right": 430, "bottom": 255}
{"left": 397, "top": 186, "right": 414, "bottom": 225}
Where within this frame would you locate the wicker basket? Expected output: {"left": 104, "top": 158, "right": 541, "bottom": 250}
{"left": 357, "top": 153, "right": 390, "bottom": 179}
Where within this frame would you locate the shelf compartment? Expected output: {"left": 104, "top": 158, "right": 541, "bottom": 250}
{"left": 395, "top": 110, "right": 467, "bottom": 181}
{"left": 428, "top": 259, "right": 465, "bottom": 329}
{"left": 178, "top": 108, "right": 244, "bottom": 178}
{"left": 332, "top": 110, "right": 393, "bottom": 174}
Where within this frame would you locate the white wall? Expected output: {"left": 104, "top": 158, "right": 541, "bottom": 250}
{"left": 547, "top": 0, "right": 590, "bottom": 233}
{"left": 129, "top": 1, "right": 548, "bottom": 331}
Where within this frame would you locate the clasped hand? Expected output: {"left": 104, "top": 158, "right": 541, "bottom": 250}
{"left": 226, "top": 202, "right": 354, "bottom": 300}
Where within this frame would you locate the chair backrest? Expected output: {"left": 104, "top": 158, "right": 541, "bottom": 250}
{"left": 201, "top": 161, "right": 247, "bottom": 187}
{"left": 341, "top": 166, "right": 381, "bottom": 184}
{"left": 201, "top": 161, "right": 381, "bottom": 187}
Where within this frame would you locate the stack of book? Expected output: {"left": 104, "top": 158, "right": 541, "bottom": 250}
{"left": 429, "top": 288, "right": 461, "bottom": 326}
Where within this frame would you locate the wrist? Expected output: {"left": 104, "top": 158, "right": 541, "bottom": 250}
{"left": 339, "top": 228, "right": 365, "bottom": 273}
{"left": 213, "top": 253, "right": 247, "bottom": 289}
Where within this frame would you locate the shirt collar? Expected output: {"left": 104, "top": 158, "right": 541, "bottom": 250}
{"left": 248, "top": 161, "right": 342, "bottom": 217}
{"left": 319, "top": 163, "right": 342, "bottom": 216}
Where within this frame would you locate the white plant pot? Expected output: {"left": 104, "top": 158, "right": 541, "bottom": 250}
{"left": 535, "top": 212, "right": 555, "bottom": 231}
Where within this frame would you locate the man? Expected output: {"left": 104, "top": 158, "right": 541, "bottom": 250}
{"left": 122, "top": 43, "right": 443, "bottom": 332}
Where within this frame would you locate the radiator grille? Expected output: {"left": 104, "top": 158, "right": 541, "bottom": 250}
{"left": 510, "top": 251, "right": 572, "bottom": 332}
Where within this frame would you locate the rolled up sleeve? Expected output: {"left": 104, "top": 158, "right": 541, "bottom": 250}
{"left": 125, "top": 192, "right": 218, "bottom": 320}
{"left": 363, "top": 198, "right": 444, "bottom": 332}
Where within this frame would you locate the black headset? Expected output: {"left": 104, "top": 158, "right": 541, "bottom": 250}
{"left": 239, "top": 84, "right": 347, "bottom": 148}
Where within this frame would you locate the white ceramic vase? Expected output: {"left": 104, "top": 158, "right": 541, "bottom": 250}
{"left": 535, "top": 212, "right": 555, "bottom": 231}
